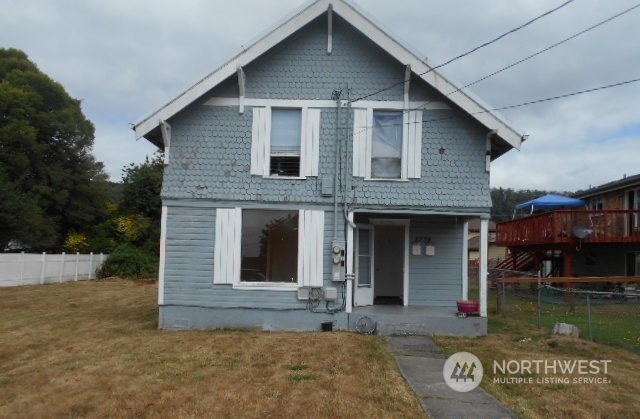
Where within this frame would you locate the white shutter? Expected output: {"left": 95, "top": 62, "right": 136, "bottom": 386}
{"left": 297, "top": 210, "right": 324, "bottom": 287}
{"left": 407, "top": 110, "right": 422, "bottom": 179}
{"left": 213, "top": 208, "right": 242, "bottom": 284}
{"left": 352, "top": 108, "right": 371, "bottom": 178}
{"left": 302, "top": 108, "right": 321, "bottom": 177}
{"left": 250, "top": 107, "right": 270, "bottom": 176}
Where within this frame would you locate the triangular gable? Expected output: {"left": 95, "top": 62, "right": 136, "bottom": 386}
{"left": 133, "top": 0, "right": 523, "bottom": 155}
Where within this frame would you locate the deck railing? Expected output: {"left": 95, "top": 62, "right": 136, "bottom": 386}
{"left": 496, "top": 210, "right": 640, "bottom": 247}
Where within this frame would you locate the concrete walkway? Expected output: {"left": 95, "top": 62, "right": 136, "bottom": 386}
{"left": 387, "top": 335, "right": 518, "bottom": 419}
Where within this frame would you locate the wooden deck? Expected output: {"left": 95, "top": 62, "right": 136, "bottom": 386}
{"left": 496, "top": 210, "right": 640, "bottom": 247}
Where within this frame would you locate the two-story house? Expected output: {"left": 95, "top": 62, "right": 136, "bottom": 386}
{"left": 133, "top": 0, "right": 523, "bottom": 335}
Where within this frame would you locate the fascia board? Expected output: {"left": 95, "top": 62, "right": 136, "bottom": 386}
{"left": 134, "top": 0, "right": 331, "bottom": 139}
{"left": 332, "top": 0, "right": 522, "bottom": 150}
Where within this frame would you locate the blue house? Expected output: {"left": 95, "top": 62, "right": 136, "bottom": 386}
{"left": 133, "top": 0, "right": 523, "bottom": 335}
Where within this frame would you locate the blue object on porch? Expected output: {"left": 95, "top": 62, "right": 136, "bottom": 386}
{"left": 515, "top": 194, "right": 586, "bottom": 213}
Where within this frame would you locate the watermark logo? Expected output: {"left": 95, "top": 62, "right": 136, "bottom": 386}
{"left": 443, "top": 351, "right": 484, "bottom": 392}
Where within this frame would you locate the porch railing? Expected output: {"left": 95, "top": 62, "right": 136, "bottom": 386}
{"left": 496, "top": 209, "right": 640, "bottom": 247}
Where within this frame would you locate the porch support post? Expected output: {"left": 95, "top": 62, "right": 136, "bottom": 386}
{"left": 345, "top": 211, "right": 354, "bottom": 314}
{"left": 462, "top": 219, "right": 469, "bottom": 300}
{"left": 479, "top": 217, "right": 489, "bottom": 317}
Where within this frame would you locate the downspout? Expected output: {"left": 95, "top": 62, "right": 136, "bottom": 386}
{"left": 343, "top": 85, "right": 356, "bottom": 230}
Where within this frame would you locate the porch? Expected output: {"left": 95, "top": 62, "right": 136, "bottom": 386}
{"left": 497, "top": 209, "right": 640, "bottom": 247}
{"left": 348, "top": 305, "right": 487, "bottom": 337}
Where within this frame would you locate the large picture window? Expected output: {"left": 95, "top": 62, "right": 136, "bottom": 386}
{"left": 371, "top": 111, "right": 403, "bottom": 179}
{"left": 213, "top": 208, "right": 324, "bottom": 288}
{"left": 241, "top": 210, "right": 298, "bottom": 283}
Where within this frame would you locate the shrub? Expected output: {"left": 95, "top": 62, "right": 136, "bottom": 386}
{"left": 97, "top": 244, "right": 158, "bottom": 280}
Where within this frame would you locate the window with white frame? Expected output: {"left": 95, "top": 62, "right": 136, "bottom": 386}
{"left": 352, "top": 108, "right": 422, "bottom": 180}
{"left": 251, "top": 107, "right": 320, "bottom": 178}
{"left": 270, "top": 109, "right": 302, "bottom": 177}
{"left": 241, "top": 210, "right": 298, "bottom": 283}
{"left": 372, "top": 111, "right": 403, "bottom": 179}
{"left": 213, "top": 208, "right": 324, "bottom": 288}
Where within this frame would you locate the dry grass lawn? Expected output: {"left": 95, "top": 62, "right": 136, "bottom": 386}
{"left": 0, "top": 279, "right": 424, "bottom": 418}
{"left": 436, "top": 315, "right": 640, "bottom": 419}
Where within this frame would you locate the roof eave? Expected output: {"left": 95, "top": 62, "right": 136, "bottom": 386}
{"left": 133, "top": 0, "right": 523, "bottom": 152}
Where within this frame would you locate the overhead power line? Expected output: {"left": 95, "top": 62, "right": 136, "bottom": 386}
{"left": 350, "top": 0, "right": 576, "bottom": 103}
{"left": 485, "top": 77, "right": 640, "bottom": 112}
{"left": 450, "top": 2, "right": 640, "bottom": 95}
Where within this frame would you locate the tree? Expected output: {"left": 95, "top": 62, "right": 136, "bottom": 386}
{"left": 0, "top": 48, "right": 109, "bottom": 251}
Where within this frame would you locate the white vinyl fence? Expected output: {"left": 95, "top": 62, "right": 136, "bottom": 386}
{"left": 0, "top": 252, "right": 107, "bottom": 287}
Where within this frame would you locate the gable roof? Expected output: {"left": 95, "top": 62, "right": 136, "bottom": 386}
{"left": 133, "top": 0, "right": 523, "bottom": 156}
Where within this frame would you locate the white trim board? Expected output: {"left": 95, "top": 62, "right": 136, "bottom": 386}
{"left": 204, "top": 97, "right": 451, "bottom": 110}
{"left": 133, "top": 0, "right": 522, "bottom": 151}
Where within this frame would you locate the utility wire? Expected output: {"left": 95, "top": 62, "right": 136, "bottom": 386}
{"left": 447, "top": 2, "right": 640, "bottom": 98}
{"left": 352, "top": 77, "right": 640, "bottom": 134}
{"left": 482, "top": 77, "right": 640, "bottom": 113}
{"left": 350, "top": 0, "right": 576, "bottom": 103}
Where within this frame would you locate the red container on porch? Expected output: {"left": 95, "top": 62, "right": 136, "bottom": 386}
{"left": 457, "top": 300, "right": 479, "bottom": 314}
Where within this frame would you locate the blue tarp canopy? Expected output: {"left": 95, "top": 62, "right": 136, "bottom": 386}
{"left": 515, "top": 194, "right": 586, "bottom": 212}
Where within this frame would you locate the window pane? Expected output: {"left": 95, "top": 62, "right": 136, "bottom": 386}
{"left": 241, "top": 210, "right": 298, "bottom": 283}
{"left": 358, "top": 229, "right": 371, "bottom": 286}
{"left": 372, "top": 111, "right": 402, "bottom": 178}
{"left": 271, "top": 109, "right": 301, "bottom": 154}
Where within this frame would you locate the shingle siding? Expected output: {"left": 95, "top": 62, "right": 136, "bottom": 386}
{"left": 162, "top": 13, "right": 491, "bottom": 209}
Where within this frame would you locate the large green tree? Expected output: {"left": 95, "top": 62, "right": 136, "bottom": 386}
{"left": 0, "top": 48, "right": 109, "bottom": 251}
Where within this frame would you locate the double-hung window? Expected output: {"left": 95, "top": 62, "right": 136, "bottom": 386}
{"left": 371, "top": 111, "right": 403, "bottom": 179}
{"left": 251, "top": 107, "right": 320, "bottom": 178}
{"left": 352, "top": 108, "right": 422, "bottom": 180}
{"left": 270, "top": 109, "right": 302, "bottom": 177}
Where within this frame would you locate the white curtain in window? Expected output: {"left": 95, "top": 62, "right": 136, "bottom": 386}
{"left": 213, "top": 208, "right": 242, "bottom": 284}
{"left": 250, "top": 107, "right": 270, "bottom": 176}
{"left": 372, "top": 111, "right": 402, "bottom": 179}
{"left": 297, "top": 210, "right": 324, "bottom": 287}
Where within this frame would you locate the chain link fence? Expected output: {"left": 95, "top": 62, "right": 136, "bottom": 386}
{"left": 488, "top": 269, "right": 640, "bottom": 354}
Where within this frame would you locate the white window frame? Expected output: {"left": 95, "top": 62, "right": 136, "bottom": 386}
{"left": 213, "top": 208, "right": 324, "bottom": 291}
{"left": 352, "top": 107, "right": 422, "bottom": 180}
{"left": 250, "top": 106, "right": 320, "bottom": 179}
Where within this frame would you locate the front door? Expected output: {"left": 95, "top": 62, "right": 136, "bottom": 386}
{"left": 373, "top": 225, "right": 404, "bottom": 305}
{"left": 354, "top": 226, "right": 374, "bottom": 306}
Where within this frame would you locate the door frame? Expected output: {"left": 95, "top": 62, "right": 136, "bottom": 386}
{"left": 354, "top": 225, "right": 374, "bottom": 307}
{"left": 355, "top": 218, "right": 409, "bottom": 306}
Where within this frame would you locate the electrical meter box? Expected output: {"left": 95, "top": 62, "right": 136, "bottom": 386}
{"left": 331, "top": 240, "right": 345, "bottom": 282}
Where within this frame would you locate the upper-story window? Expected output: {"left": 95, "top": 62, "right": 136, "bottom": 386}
{"left": 352, "top": 108, "right": 422, "bottom": 180}
{"left": 270, "top": 109, "right": 302, "bottom": 177}
{"left": 250, "top": 107, "right": 320, "bottom": 178}
{"left": 372, "top": 111, "right": 403, "bottom": 179}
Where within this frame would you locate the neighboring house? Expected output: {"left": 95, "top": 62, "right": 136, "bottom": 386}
{"left": 467, "top": 219, "right": 506, "bottom": 262}
{"left": 133, "top": 0, "right": 523, "bottom": 335}
{"left": 574, "top": 174, "right": 640, "bottom": 277}
{"left": 496, "top": 175, "right": 640, "bottom": 278}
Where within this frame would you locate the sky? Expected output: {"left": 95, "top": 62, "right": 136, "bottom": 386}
{"left": 1, "top": 0, "right": 638, "bottom": 192}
